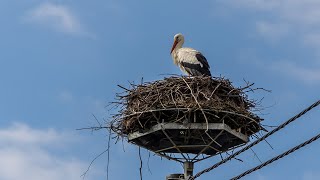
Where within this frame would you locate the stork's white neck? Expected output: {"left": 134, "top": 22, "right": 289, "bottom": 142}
{"left": 171, "top": 34, "right": 185, "bottom": 65}
{"left": 172, "top": 39, "right": 184, "bottom": 54}
{"left": 171, "top": 40, "right": 184, "bottom": 65}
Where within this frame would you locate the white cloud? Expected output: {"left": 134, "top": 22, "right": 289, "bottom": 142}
{"left": 255, "top": 21, "right": 289, "bottom": 41}
{"left": 221, "top": 0, "right": 320, "bottom": 84}
{"left": 0, "top": 123, "right": 69, "bottom": 146}
{"left": 24, "top": 2, "right": 88, "bottom": 36}
{"left": 271, "top": 61, "right": 320, "bottom": 85}
{"left": 0, "top": 123, "right": 98, "bottom": 180}
{"left": 224, "top": 0, "right": 320, "bottom": 43}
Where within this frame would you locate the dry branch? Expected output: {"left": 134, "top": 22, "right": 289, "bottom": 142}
{"left": 110, "top": 76, "right": 264, "bottom": 137}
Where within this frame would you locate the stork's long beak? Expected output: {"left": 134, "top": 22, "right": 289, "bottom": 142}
{"left": 170, "top": 40, "right": 178, "bottom": 54}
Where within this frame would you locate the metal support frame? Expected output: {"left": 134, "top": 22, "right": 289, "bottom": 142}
{"left": 128, "top": 122, "right": 250, "bottom": 179}
{"left": 129, "top": 122, "right": 248, "bottom": 163}
{"left": 128, "top": 123, "right": 248, "bottom": 142}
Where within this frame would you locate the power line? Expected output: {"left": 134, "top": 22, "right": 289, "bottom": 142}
{"left": 230, "top": 132, "right": 320, "bottom": 180}
{"left": 189, "top": 100, "right": 320, "bottom": 180}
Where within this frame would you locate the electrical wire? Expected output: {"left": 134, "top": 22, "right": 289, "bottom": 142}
{"left": 231, "top": 132, "right": 320, "bottom": 180}
{"left": 189, "top": 100, "right": 320, "bottom": 180}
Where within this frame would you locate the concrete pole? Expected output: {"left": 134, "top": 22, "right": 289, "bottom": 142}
{"left": 166, "top": 162, "right": 194, "bottom": 180}
{"left": 184, "top": 162, "right": 194, "bottom": 179}
{"left": 166, "top": 174, "right": 184, "bottom": 180}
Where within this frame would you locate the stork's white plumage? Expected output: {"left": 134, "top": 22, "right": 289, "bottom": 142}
{"left": 170, "top": 33, "right": 211, "bottom": 76}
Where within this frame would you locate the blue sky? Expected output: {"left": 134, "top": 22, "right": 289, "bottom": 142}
{"left": 1, "top": 0, "right": 320, "bottom": 179}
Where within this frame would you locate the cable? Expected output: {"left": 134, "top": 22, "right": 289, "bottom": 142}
{"left": 189, "top": 100, "right": 320, "bottom": 180}
{"left": 230, "top": 132, "right": 320, "bottom": 180}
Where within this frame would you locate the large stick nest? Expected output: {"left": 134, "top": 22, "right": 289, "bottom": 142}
{"left": 112, "top": 76, "right": 264, "bottom": 137}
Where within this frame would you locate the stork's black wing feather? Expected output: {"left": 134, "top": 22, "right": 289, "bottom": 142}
{"left": 180, "top": 61, "right": 211, "bottom": 76}
{"left": 195, "top": 53, "right": 210, "bottom": 69}
{"left": 179, "top": 53, "right": 211, "bottom": 76}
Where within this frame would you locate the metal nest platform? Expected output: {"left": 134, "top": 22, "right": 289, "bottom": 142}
{"left": 111, "top": 76, "right": 265, "bottom": 162}
{"left": 109, "top": 76, "right": 267, "bottom": 179}
{"left": 128, "top": 122, "right": 248, "bottom": 162}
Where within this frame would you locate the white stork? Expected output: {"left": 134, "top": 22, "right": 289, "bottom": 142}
{"left": 170, "top": 33, "right": 211, "bottom": 76}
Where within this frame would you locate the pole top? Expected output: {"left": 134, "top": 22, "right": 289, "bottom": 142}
{"left": 166, "top": 174, "right": 184, "bottom": 180}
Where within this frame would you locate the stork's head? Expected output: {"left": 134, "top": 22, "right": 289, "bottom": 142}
{"left": 170, "top": 33, "right": 184, "bottom": 54}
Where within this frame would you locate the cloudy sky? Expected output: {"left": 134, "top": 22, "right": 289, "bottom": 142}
{"left": 1, "top": 0, "right": 320, "bottom": 180}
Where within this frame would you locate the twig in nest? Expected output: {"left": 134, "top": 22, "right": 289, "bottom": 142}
{"left": 117, "top": 84, "right": 132, "bottom": 92}
{"left": 110, "top": 75, "right": 268, "bottom": 159}
{"left": 92, "top": 113, "right": 102, "bottom": 127}
{"left": 147, "top": 152, "right": 152, "bottom": 175}
{"left": 209, "top": 83, "right": 221, "bottom": 98}
{"left": 107, "top": 130, "right": 112, "bottom": 180}
{"left": 139, "top": 147, "right": 143, "bottom": 180}
{"left": 250, "top": 147, "right": 262, "bottom": 163}
{"left": 76, "top": 126, "right": 108, "bottom": 131}
{"left": 226, "top": 151, "right": 243, "bottom": 162}
{"left": 81, "top": 148, "right": 109, "bottom": 179}
{"left": 243, "top": 87, "right": 271, "bottom": 93}
{"left": 181, "top": 77, "right": 209, "bottom": 132}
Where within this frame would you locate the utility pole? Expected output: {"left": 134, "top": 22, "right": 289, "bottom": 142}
{"left": 166, "top": 161, "right": 194, "bottom": 180}
{"left": 184, "top": 161, "right": 194, "bottom": 179}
